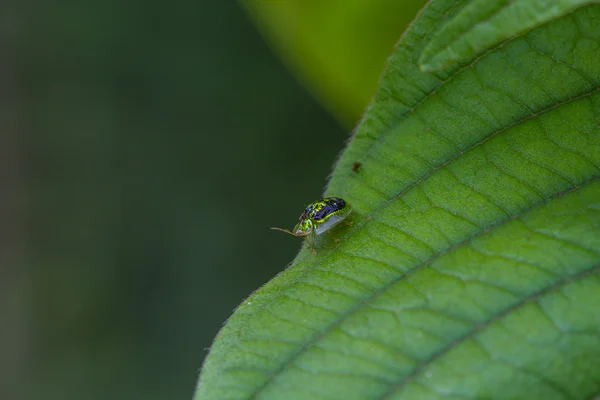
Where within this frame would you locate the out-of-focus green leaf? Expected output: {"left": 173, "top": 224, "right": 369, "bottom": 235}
{"left": 241, "top": 0, "right": 427, "bottom": 127}
{"left": 419, "top": 0, "right": 600, "bottom": 71}
{"left": 196, "top": 1, "right": 600, "bottom": 399}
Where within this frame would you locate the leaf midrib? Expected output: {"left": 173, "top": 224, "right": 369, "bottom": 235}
{"left": 247, "top": 173, "right": 600, "bottom": 399}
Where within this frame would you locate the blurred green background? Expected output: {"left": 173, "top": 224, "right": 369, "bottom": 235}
{"left": 2, "top": 1, "right": 423, "bottom": 399}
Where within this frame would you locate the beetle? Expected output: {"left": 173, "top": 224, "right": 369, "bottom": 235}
{"left": 271, "top": 197, "right": 352, "bottom": 253}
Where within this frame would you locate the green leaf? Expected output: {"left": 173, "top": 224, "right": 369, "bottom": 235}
{"left": 241, "top": 0, "right": 427, "bottom": 126}
{"left": 419, "top": 0, "right": 600, "bottom": 72}
{"left": 196, "top": 1, "right": 600, "bottom": 399}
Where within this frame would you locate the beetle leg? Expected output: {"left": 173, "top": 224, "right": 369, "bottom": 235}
{"left": 308, "top": 231, "right": 317, "bottom": 255}
{"left": 327, "top": 230, "right": 340, "bottom": 243}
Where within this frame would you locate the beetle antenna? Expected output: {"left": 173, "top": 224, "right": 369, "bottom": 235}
{"left": 270, "top": 227, "right": 300, "bottom": 236}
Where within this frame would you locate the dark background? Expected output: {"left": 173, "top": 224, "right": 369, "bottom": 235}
{"left": 0, "top": 2, "right": 418, "bottom": 399}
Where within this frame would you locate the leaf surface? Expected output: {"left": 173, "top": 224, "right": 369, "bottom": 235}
{"left": 196, "top": 1, "right": 600, "bottom": 399}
